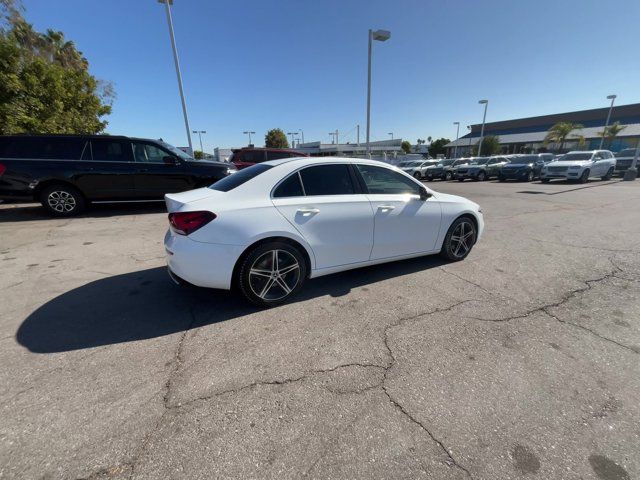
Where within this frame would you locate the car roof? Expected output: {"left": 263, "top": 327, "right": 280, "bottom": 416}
{"left": 262, "top": 156, "right": 402, "bottom": 169}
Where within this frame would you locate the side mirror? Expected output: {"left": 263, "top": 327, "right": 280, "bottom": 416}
{"left": 163, "top": 155, "right": 180, "bottom": 165}
{"left": 419, "top": 186, "right": 432, "bottom": 200}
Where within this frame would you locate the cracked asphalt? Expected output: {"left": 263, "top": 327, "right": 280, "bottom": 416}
{"left": 1, "top": 178, "right": 639, "bottom": 480}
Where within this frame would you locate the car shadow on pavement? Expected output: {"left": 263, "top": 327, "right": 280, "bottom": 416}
{"left": 0, "top": 202, "right": 166, "bottom": 222}
{"left": 16, "top": 256, "right": 447, "bottom": 354}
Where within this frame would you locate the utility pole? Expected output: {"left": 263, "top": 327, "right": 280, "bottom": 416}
{"left": 453, "top": 122, "right": 460, "bottom": 158}
{"left": 356, "top": 124, "right": 360, "bottom": 146}
{"left": 599, "top": 94, "right": 617, "bottom": 150}
{"left": 192, "top": 130, "right": 206, "bottom": 156}
{"left": 158, "top": 0, "right": 193, "bottom": 156}
{"left": 243, "top": 131, "right": 255, "bottom": 146}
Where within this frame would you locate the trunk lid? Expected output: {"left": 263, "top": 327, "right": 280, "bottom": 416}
{"left": 164, "top": 187, "right": 223, "bottom": 213}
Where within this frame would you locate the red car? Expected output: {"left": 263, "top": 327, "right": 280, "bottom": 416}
{"left": 230, "top": 147, "right": 308, "bottom": 170}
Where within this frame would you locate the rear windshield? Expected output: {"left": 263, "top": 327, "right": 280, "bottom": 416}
{"left": 616, "top": 149, "right": 636, "bottom": 157}
{"left": 209, "top": 164, "right": 272, "bottom": 192}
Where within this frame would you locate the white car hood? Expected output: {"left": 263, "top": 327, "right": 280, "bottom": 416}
{"left": 547, "top": 160, "right": 592, "bottom": 168}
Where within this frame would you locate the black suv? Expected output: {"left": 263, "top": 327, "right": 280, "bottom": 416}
{"left": 0, "top": 135, "right": 235, "bottom": 216}
{"left": 498, "top": 153, "right": 554, "bottom": 182}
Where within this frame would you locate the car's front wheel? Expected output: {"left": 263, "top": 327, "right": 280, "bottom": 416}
{"left": 441, "top": 216, "right": 477, "bottom": 261}
{"left": 444, "top": 172, "right": 453, "bottom": 181}
{"left": 477, "top": 171, "right": 487, "bottom": 181}
{"left": 579, "top": 169, "right": 590, "bottom": 183}
{"left": 526, "top": 171, "right": 534, "bottom": 182}
{"left": 413, "top": 172, "right": 422, "bottom": 180}
{"left": 40, "top": 184, "right": 85, "bottom": 217}
{"left": 237, "top": 241, "right": 307, "bottom": 307}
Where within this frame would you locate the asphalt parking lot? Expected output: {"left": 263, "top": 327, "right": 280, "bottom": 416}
{"left": 1, "top": 178, "right": 639, "bottom": 480}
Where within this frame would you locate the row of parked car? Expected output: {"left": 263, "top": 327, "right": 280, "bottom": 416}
{"left": 398, "top": 148, "right": 636, "bottom": 184}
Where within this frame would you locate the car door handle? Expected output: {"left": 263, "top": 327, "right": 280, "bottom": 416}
{"left": 377, "top": 205, "right": 395, "bottom": 211}
{"left": 297, "top": 208, "right": 319, "bottom": 216}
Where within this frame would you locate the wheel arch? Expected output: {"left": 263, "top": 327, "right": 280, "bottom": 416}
{"left": 33, "top": 179, "right": 86, "bottom": 201}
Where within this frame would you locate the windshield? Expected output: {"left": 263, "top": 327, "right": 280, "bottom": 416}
{"left": 470, "top": 157, "right": 489, "bottom": 165}
{"left": 562, "top": 153, "right": 592, "bottom": 161}
{"left": 508, "top": 155, "right": 538, "bottom": 164}
{"left": 616, "top": 149, "right": 636, "bottom": 157}
{"left": 439, "top": 160, "right": 454, "bottom": 166}
{"left": 210, "top": 164, "right": 273, "bottom": 192}
{"left": 159, "top": 141, "right": 194, "bottom": 161}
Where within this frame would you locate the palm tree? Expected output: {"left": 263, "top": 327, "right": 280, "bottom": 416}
{"left": 544, "top": 122, "right": 584, "bottom": 153}
{"left": 598, "top": 121, "right": 627, "bottom": 148}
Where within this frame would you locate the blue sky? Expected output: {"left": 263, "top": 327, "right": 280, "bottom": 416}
{"left": 21, "top": 0, "right": 640, "bottom": 151}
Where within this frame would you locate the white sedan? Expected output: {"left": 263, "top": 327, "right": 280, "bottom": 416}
{"left": 164, "top": 157, "right": 484, "bottom": 306}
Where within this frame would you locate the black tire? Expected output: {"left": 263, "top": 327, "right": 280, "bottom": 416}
{"left": 413, "top": 171, "right": 422, "bottom": 180}
{"left": 440, "top": 216, "right": 477, "bottom": 262}
{"left": 426, "top": 176, "right": 433, "bottom": 182}
{"left": 601, "top": 167, "right": 614, "bottom": 181}
{"left": 526, "top": 171, "right": 534, "bottom": 182}
{"left": 457, "top": 177, "right": 464, "bottom": 182}
{"left": 477, "top": 171, "right": 487, "bottom": 181}
{"left": 444, "top": 172, "right": 453, "bottom": 181}
{"left": 579, "top": 169, "right": 590, "bottom": 183}
{"left": 498, "top": 175, "right": 505, "bottom": 182}
{"left": 237, "top": 241, "right": 307, "bottom": 307}
{"left": 541, "top": 178, "right": 550, "bottom": 183}
{"left": 39, "top": 184, "right": 85, "bottom": 217}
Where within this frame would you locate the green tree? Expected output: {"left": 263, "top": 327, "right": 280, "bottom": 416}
{"left": 193, "top": 150, "right": 204, "bottom": 159}
{"left": 598, "top": 121, "right": 626, "bottom": 148}
{"left": 544, "top": 122, "right": 584, "bottom": 153}
{"left": 428, "top": 137, "right": 451, "bottom": 157}
{"left": 0, "top": 1, "right": 113, "bottom": 134}
{"left": 264, "top": 128, "right": 289, "bottom": 148}
{"left": 400, "top": 140, "right": 411, "bottom": 154}
{"left": 472, "top": 135, "right": 501, "bottom": 156}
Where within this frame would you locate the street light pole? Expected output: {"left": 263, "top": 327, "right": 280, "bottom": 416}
{"left": 477, "top": 100, "right": 488, "bottom": 156}
{"left": 158, "top": 0, "right": 193, "bottom": 156}
{"left": 365, "top": 29, "right": 391, "bottom": 157}
{"left": 453, "top": 122, "right": 460, "bottom": 158}
{"left": 599, "top": 94, "right": 617, "bottom": 150}
{"left": 388, "top": 132, "right": 393, "bottom": 140}
{"left": 192, "top": 130, "right": 206, "bottom": 156}
{"left": 298, "top": 129, "right": 304, "bottom": 145}
{"left": 243, "top": 131, "right": 255, "bottom": 146}
{"left": 287, "top": 132, "right": 298, "bottom": 148}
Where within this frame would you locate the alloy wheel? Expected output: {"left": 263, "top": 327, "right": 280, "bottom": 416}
{"left": 47, "top": 191, "right": 77, "bottom": 213}
{"left": 450, "top": 220, "right": 475, "bottom": 259}
{"left": 248, "top": 249, "right": 300, "bottom": 301}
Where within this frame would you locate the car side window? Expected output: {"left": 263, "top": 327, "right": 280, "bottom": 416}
{"left": 273, "top": 173, "right": 304, "bottom": 198}
{"left": 245, "top": 151, "right": 266, "bottom": 163}
{"left": 90, "top": 139, "right": 130, "bottom": 162}
{"left": 132, "top": 142, "right": 170, "bottom": 163}
{"left": 299, "top": 164, "right": 355, "bottom": 196}
{"left": 266, "top": 150, "right": 292, "bottom": 161}
{"left": 356, "top": 164, "right": 420, "bottom": 195}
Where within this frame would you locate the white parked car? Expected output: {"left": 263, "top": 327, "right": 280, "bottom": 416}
{"left": 164, "top": 157, "right": 484, "bottom": 306}
{"left": 397, "top": 160, "right": 437, "bottom": 179}
{"left": 540, "top": 150, "right": 616, "bottom": 183}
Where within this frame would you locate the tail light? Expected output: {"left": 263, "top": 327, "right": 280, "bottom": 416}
{"left": 0, "top": 163, "right": 6, "bottom": 176}
{"left": 168, "top": 211, "right": 216, "bottom": 235}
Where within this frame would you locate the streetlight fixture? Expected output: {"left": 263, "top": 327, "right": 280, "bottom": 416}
{"left": 158, "top": 0, "right": 193, "bottom": 156}
{"left": 366, "top": 28, "right": 391, "bottom": 156}
{"left": 298, "top": 129, "right": 305, "bottom": 145}
{"left": 453, "top": 122, "right": 460, "bottom": 158}
{"left": 388, "top": 132, "right": 394, "bottom": 140}
{"left": 192, "top": 130, "right": 206, "bottom": 156}
{"left": 599, "top": 94, "right": 617, "bottom": 150}
{"left": 243, "top": 131, "right": 255, "bottom": 146}
{"left": 287, "top": 132, "right": 298, "bottom": 148}
{"left": 476, "top": 100, "right": 489, "bottom": 156}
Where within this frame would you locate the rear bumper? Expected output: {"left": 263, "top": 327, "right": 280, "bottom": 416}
{"left": 164, "top": 230, "right": 245, "bottom": 290}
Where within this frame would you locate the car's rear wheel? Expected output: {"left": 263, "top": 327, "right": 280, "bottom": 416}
{"left": 441, "top": 216, "right": 477, "bottom": 261}
{"left": 457, "top": 177, "right": 464, "bottom": 182}
{"left": 602, "top": 167, "right": 614, "bottom": 181}
{"left": 40, "top": 184, "right": 85, "bottom": 217}
{"left": 526, "top": 171, "right": 534, "bottom": 182}
{"left": 413, "top": 172, "right": 421, "bottom": 179}
{"left": 579, "top": 169, "right": 590, "bottom": 183}
{"left": 541, "top": 178, "right": 550, "bottom": 183}
{"left": 477, "top": 171, "right": 487, "bottom": 181}
{"left": 444, "top": 172, "right": 453, "bottom": 181}
{"left": 237, "top": 241, "right": 307, "bottom": 307}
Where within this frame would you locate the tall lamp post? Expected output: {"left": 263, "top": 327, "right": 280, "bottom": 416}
{"left": 158, "top": 0, "right": 193, "bottom": 156}
{"left": 366, "top": 28, "right": 391, "bottom": 156}
{"left": 192, "top": 130, "right": 206, "bottom": 156}
{"left": 298, "top": 129, "right": 305, "bottom": 145}
{"left": 287, "top": 132, "right": 298, "bottom": 148}
{"left": 243, "top": 131, "right": 255, "bottom": 146}
{"left": 599, "top": 94, "right": 617, "bottom": 150}
{"left": 477, "top": 100, "right": 488, "bottom": 156}
{"left": 453, "top": 122, "right": 460, "bottom": 158}
{"left": 388, "top": 132, "right": 394, "bottom": 140}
